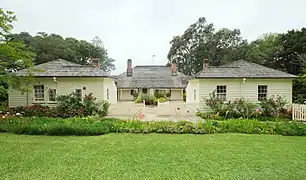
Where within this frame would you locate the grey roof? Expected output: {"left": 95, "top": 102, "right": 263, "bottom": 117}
{"left": 115, "top": 65, "right": 190, "bottom": 88}
{"left": 195, "top": 60, "right": 297, "bottom": 78}
{"left": 15, "top": 59, "right": 109, "bottom": 77}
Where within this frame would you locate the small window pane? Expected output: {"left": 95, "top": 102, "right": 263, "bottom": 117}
{"left": 48, "top": 89, "right": 56, "bottom": 101}
{"left": 34, "top": 85, "right": 44, "bottom": 101}
{"left": 258, "top": 85, "right": 267, "bottom": 101}
{"left": 216, "top": 85, "right": 226, "bottom": 101}
{"left": 75, "top": 89, "right": 82, "bottom": 100}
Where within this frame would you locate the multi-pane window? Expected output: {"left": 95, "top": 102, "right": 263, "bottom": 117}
{"left": 48, "top": 89, "right": 56, "bottom": 101}
{"left": 75, "top": 89, "right": 82, "bottom": 100}
{"left": 130, "top": 89, "right": 134, "bottom": 95}
{"left": 258, "top": 85, "right": 268, "bottom": 101}
{"left": 216, "top": 85, "right": 226, "bottom": 101}
{"left": 34, "top": 85, "right": 44, "bottom": 101}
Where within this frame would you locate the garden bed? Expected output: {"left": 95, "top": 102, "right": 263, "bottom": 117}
{"left": 0, "top": 117, "right": 306, "bottom": 136}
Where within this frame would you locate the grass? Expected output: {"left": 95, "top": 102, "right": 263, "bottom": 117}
{"left": 1, "top": 133, "right": 306, "bottom": 180}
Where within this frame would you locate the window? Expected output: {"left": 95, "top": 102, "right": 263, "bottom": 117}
{"left": 258, "top": 85, "right": 267, "bottom": 101}
{"left": 75, "top": 89, "right": 82, "bottom": 100}
{"left": 193, "top": 89, "right": 196, "bottom": 100}
{"left": 107, "top": 89, "right": 109, "bottom": 100}
{"left": 142, "top": 88, "right": 147, "bottom": 94}
{"left": 130, "top": 89, "right": 134, "bottom": 95}
{"left": 34, "top": 85, "right": 44, "bottom": 101}
{"left": 216, "top": 85, "right": 226, "bottom": 101}
{"left": 48, "top": 89, "right": 56, "bottom": 101}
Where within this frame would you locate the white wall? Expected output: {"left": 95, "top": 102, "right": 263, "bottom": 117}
{"left": 103, "top": 78, "right": 117, "bottom": 104}
{"left": 186, "top": 79, "right": 200, "bottom": 104}
{"left": 8, "top": 77, "right": 117, "bottom": 107}
{"left": 171, "top": 89, "right": 183, "bottom": 100}
{"left": 195, "top": 78, "right": 293, "bottom": 107}
{"left": 119, "top": 89, "right": 134, "bottom": 101}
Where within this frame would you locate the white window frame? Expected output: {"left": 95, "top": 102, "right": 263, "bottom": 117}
{"left": 48, "top": 89, "right": 56, "bottom": 102}
{"left": 34, "top": 85, "right": 45, "bottom": 101}
{"left": 216, "top": 85, "right": 227, "bottom": 101}
{"left": 75, "top": 89, "right": 82, "bottom": 100}
{"left": 258, "top": 85, "right": 268, "bottom": 101}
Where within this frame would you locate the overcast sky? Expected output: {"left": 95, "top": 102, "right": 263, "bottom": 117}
{"left": 2, "top": 0, "right": 306, "bottom": 74}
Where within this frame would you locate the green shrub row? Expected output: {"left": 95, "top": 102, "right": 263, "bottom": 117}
{"left": 10, "top": 93, "right": 110, "bottom": 118}
{"left": 1, "top": 117, "right": 306, "bottom": 136}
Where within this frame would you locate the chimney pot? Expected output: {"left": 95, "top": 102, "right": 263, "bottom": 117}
{"left": 172, "top": 63, "right": 177, "bottom": 76}
{"left": 91, "top": 58, "right": 100, "bottom": 68}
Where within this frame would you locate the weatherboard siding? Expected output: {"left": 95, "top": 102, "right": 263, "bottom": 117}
{"left": 8, "top": 77, "right": 117, "bottom": 108}
{"left": 103, "top": 78, "right": 117, "bottom": 104}
{"left": 191, "top": 78, "right": 293, "bottom": 109}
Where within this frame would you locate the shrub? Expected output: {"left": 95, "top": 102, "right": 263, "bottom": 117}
{"left": 56, "top": 92, "right": 84, "bottom": 118}
{"left": 135, "top": 98, "right": 143, "bottom": 103}
{"left": 11, "top": 93, "right": 109, "bottom": 118}
{"left": 0, "top": 86, "right": 8, "bottom": 103}
{"left": 260, "top": 95, "right": 288, "bottom": 118}
{"left": 154, "top": 91, "right": 166, "bottom": 98}
{"left": 14, "top": 104, "right": 57, "bottom": 117}
{"left": 157, "top": 97, "right": 168, "bottom": 103}
{"left": 201, "top": 91, "right": 291, "bottom": 120}
{"left": 138, "top": 94, "right": 157, "bottom": 105}
{"left": 182, "top": 93, "right": 186, "bottom": 102}
{"left": 1, "top": 117, "right": 306, "bottom": 136}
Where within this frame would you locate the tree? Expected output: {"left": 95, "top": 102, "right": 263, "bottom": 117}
{"left": 8, "top": 33, "right": 116, "bottom": 73}
{"left": 167, "top": 17, "right": 247, "bottom": 75}
{"left": 245, "top": 33, "right": 283, "bottom": 69}
{"left": 0, "top": 8, "right": 36, "bottom": 104}
{"left": 91, "top": 36, "right": 115, "bottom": 73}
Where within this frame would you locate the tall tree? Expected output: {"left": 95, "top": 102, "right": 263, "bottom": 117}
{"left": 245, "top": 33, "right": 282, "bottom": 68}
{"left": 167, "top": 17, "right": 247, "bottom": 75}
{"left": 91, "top": 36, "right": 115, "bottom": 73}
{"left": 0, "top": 8, "right": 36, "bottom": 104}
{"left": 8, "top": 33, "right": 116, "bottom": 73}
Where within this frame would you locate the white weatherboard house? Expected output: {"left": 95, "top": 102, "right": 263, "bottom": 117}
{"left": 9, "top": 59, "right": 117, "bottom": 107}
{"left": 186, "top": 59, "right": 297, "bottom": 110}
{"left": 114, "top": 59, "right": 189, "bottom": 101}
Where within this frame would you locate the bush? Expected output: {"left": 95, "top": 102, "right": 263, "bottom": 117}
{"left": 56, "top": 92, "right": 85, "bottom": 118}
{"left": 11, "top": 93, "right": 109, "bottom": 118}
{"left": 183, "top": 93, "right": 186, "bottom": 102}
{"left": 138, "top": 94, "right": 157, "bottom": 105}
{"left": 201, "top": 91, "right": 291, "bottom": 120}
{"left": 1, "top": 117, "right": 306, "bottom": 136}
{"left": 154, "top": 91, "right": 166, "bottom": 98}
{"left": 135, "top": 98, "right": 143, "bottom": 103}
{"left": 157, "top": 97, "right": 168, "bottom": 103}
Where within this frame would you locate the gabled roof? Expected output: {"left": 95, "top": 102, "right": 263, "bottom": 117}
{"left": 115, "top": 65, "right": 190, "bottom": 89}
{"left": 15, "top": 59, "right": 109, "bottom": 77}
{"left": 194, "top": 60, "right": 297, "bottom": 79}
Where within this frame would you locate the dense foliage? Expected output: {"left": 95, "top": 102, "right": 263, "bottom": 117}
{"left": 11, "top": 93, "right": 110, "bottom": 118}
{"left": 0, "top": 117, "right": 305, "bottom": 136}
{"left": 198, "top": 92, "right": 291, "bottom": 119}
{"left": 168, "top": 17, "right": 306, "bottom": 103}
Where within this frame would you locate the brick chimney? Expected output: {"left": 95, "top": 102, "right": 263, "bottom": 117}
{"left": 203, "top": 58, "right": 209, "bottom": 70}
{"left": 171, "top": 62, "right": 177, "bottom": 76}
{"left": 90, "top": 58, "right": 100, "bottom": 68}
{"left": 126, "top": 59, "right": 132, "bottom": 76}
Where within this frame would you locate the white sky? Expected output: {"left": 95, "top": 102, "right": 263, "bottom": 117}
{"left": 2, "top": 0, "right": 306, "bottom": 75}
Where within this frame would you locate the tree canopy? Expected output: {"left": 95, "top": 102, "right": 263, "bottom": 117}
{"left": 7, "top": 33, "right": 116, "bottom": 73}
{"left": 167, "top": 17, "right": 247, "bottom": 75}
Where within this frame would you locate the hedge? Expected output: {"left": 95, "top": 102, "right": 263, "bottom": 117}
{"left": 0, "top": 117, "right": 306, "bottom": 136}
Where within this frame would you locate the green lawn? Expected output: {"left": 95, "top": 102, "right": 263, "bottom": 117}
{"left": 1, "top": 133, "right": 306, "bottom": 180}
